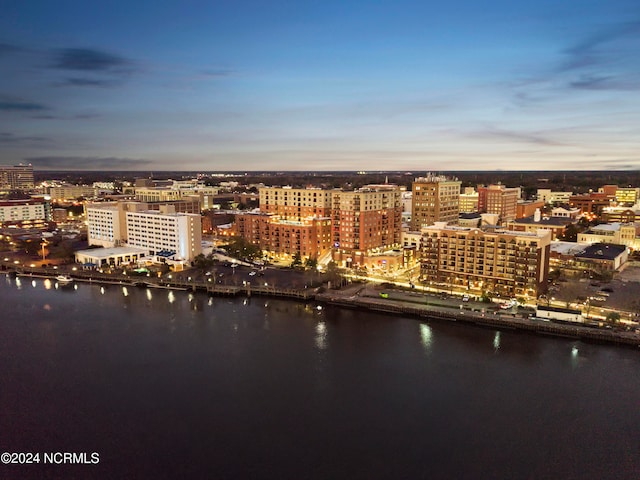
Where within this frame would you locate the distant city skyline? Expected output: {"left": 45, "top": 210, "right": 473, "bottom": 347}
{"left": 1, "top": 0, "right": 639, "bottom": 171}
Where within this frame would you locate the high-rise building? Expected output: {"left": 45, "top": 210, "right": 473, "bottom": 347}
{"left": 86, "top": 204, "right": 124, "bottom": 248}
{"left": 332, "top": 185, "right": 402, "bottom": 266}
{"left": 236, "top": 184, "right": 402, "bottom": 265}
{"left": 86, "top": 201, "right": 202, "bottom": 261}
{"left": 126, "top": 209, "right": 202, "bottom": 262}
{"left": 411, "top": 174, "right": 461, "bottom": 230}
{"left": 420, "top": 224, "right": 551, "bottom": 298}
{"left": 0, "top": 164, "right": 34, "bottom": 191}
{"left": 477, "top": 184, "right": 519, "bottom": 224}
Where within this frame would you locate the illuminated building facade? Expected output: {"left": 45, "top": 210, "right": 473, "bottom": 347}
{"left": 478, "top": 184, "right": 519, "bottom": 224}
{"left": 235, "top": 212, "right": 332, "bottom": 260}
{"left": 126, "top": 210, "right": 202, "bottom": 262}
{"left": 569, "top": 193, "right": 614, "bottom": 217}
{"left": 0, "top": 164, "right": 34, "bottom": 191}
{"left": 332, "top": 185, "right": 402, "bottom": 266}
{"left": 420, "top": 224, "right": 551, "bottom": 298}
{"left": 259, "top": 187, "right": 332, "bottom": 220}
{"left": 411, "top": 175, "right": 461, "bottom": 230}
{"left": 0, "top": 198, "right": 49, "bottom": 228}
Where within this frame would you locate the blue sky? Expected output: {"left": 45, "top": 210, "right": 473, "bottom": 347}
{"left": 1, "top": 0, "right": 639, "bottom": 171}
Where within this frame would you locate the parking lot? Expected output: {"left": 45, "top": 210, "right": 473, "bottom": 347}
{"left": 547, "top": 263, "right": 640, "bottom": 314}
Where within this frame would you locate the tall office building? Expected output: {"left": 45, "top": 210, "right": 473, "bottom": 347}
{"left": 411, "top": 175, "right": 461, "bottom": 230}
{"left": 0, "top": 164, "right": 34, "bottom": 191}
{"left": 477, "top": 184, "right": 519, "bottom": 224}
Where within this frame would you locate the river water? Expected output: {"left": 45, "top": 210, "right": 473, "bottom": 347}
{"left": 1, "top": 274, "right": 639, "bottom": 479}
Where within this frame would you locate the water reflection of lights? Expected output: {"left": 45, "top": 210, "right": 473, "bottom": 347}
{"left": 493, "top": 332, "right": 501, "bottom": 352}
{"left": 15, "top": 277, "right": 22, "bottom": 289}
{"left": 208, "top": 297, "right": 213, "bottom": 306}
{"left": 188, "top": 293, "right": 194, "bottom": 302}
{"left": 571, "top": 345, "right": 579, "bottom": 369}
{"left": 122, "top": 287, "right": 129, "bottom": 297}
{"left": 100, "top": 286, "right": 105, "bottom": 295}
{"left": 315, "top": 321, "right": 327, "bottom": 350}
{"left": 32, "top": 280, "right": 37, "bottom": 288}
{"left": 44, "top": 279, "right": 52, "bottom": 290}
{"left": 146, "top": 289, "right": 153, "bottom": 301}
{"left": 168, "top": 291, "right": 175, "bottom": 304}
{"left": 420, "top": 324, "right": 433, "bottom": 351}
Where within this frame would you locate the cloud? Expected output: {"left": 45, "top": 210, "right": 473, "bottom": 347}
{"left": 568, "top": 74, "right": 640, "bottom": 91}
{"left": 29, "top": 112, "right": 101, "bottom": 120}
{"left": 30, "top": 114, "right": 59, "bottom": 120}
{"left": 464, "top": 127, "right": 566, "bottom": 147}
{"left": 0, "top": 97, "right": 49, "bottom": 111}
{"left": 0, "top": 132, "right": 52, "bottom": 145}
{"left": 200, "top": 68, "right": 234, "bottom": 78}
{"left": 561, "top": 20, "right": 640, "bottom": 72}
{"left": 24, "top": 156, "right": 154, "bottom": 170}
{"left": 0, "top": 42, "right": 23, "bottom": 56}
{"left": 55, "top": 77, "right": 117, "bottom": 87}
{"left": 51, "top": 48, "right": 133, "bottom": 72}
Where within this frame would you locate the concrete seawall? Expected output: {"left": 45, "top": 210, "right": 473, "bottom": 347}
{"left": 315, "top": 292, "right": 640, "bottom": 348}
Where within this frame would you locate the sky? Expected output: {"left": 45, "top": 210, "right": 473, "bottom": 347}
{"left": 1, "top": 0, "right": 639, "bottom": 172}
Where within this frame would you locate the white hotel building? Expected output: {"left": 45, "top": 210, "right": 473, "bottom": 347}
{"left": 86, "top": 203, "right": 202, "bottom": 263}
{"left": 126, "top": 210, "right": 201, "bottom": 262}
{"left": 86, "top": 204, "right": 123, "bottom": 248}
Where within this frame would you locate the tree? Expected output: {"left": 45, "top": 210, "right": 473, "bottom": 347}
{"left": 480, "top": 291, "right": 493, "bottom": 303}
{"left": 606, "top": 312, "right": 621, "bottom": 324}
{"left": 222, "top": 237, "right": 262, "bottom": 261}
{"left": 558, "top": 224, "right": 579, "bottom": 242}
{"left": 290, "top": 253, "right": 302, "bottom": 269}
{"left": 305, "top": 257, "right": 317, "bottom": 269}
{"left": 193, "top": 253, "right": 209, "bottom": 271}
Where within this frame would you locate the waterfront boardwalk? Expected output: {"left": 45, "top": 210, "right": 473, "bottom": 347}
{"left": 4, "top": 263, "right": 639, "bottom": 348}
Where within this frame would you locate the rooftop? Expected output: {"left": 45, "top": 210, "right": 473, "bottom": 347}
{"left": 575, "top": 243, "right": 627, "bottom": 261}
{"left": 75, "top": 246, "right": 149, "bottom": 259}
{"left": 512, "top": 215, "right": 573, "bottom": 226}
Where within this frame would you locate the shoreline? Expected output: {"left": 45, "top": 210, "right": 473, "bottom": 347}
{"left": 5, "top": 265, "right": 640, "bottom": 349}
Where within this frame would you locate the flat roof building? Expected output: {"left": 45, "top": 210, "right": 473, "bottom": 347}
{"left": 411, "top": 174, "right": 461, "bottom": 230}
{"left": 420, "top": 224, "right": 551, "bottom": 298}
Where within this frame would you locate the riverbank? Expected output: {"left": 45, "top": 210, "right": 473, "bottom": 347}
{"left": 4, "top": 263, "right": 640, "bottom": 348}
{"left": 316, "top": 286, "right": 640, "bottom": 348}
